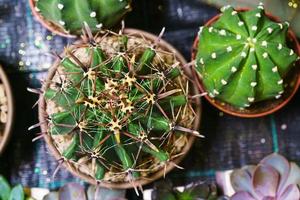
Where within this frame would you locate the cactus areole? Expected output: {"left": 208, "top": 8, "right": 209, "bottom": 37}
{"left": 38, "top": 28, "right": 201, "bottom": 188}
{"left": 30, "top": 0, "right": 132, "bottom": 37}
{"left": 194, "top": 4, "right": 300, "bottom": 117}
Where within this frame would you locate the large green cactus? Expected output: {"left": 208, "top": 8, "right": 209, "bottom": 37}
{"left": 35, "top": 0, "right": 132, "bottom": 34}
{"left": 43, "top": 28, "right": 199, "bottom": 183}
{"left": 196, "top": 4, "right": 299, "bottom": 108}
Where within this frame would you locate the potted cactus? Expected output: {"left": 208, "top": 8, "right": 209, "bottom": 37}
{"left": 29, "top": 0, "right": 132, "bottom": 37}
{"left": 217, "top": 153, "right": 300, "bottom": 200}
{"left": 36, "top": 26, "right": 201, "bottom": 189}
{"left": 192, "top": 3, "right": 300, "bottom": 117}
{"left": 0, "top": 65, "right": 14, "bottom": 154}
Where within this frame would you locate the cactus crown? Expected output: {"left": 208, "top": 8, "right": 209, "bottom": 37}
{"left": 43, "top": 29, "right": 199, "bottom": 183}
{"left": 196, "top": 4, "right": 299, "bottom": 108}
{"left": 35, "top": 0, "right": 132, "bottom": 34}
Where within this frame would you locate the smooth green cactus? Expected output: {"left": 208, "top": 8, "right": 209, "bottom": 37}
{"left": 35, "top": 0, "right": 132, "bottom": 34}
{"left": 196, "top": 3, "right": 299, "bottom": 108}
{"left": 43, "top": 28, "right": 200, "bottom": 183}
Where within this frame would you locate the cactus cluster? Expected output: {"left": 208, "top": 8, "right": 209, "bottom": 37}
{"left": 35, "top": 0, "right": 132, "bottom": 34}
{"left": 196, "top": 3, "right": 299, "bottom": 108}
{"left": 43, "top": 28, "right": 199, "bottom": 184}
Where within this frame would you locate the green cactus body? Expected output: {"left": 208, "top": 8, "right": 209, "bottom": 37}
{"left": 35, "top": 0, "right": 132, "bottom": 34}
{"left": 44, "top": 30, "right": 198, "bottom": 183}
{"left": 196, "top": 4, "right": 298, "bottom": 108}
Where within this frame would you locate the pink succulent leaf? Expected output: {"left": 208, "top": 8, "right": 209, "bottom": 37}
{"left": 59, "top": 183, "right": 87, "bottom": 200}
{"left": 260, "top": 153, "right": 290, "bottom": 193}
{"left": 231, "top": 168, "right": 254, "bottom": 193}
{"left": 231, "top": 191, "right": 256, "bottom": 200}
{"left": 252, "top": 164, "right": 280, "bottom": 198}
{"left": 277, "top": 162, "right": 300, "bottom": 196}
{"left": 278, "top": 184, "right": 300, "bottom": 200}
{"left": 262, "top": 197, "right": 275, "bottom": 200}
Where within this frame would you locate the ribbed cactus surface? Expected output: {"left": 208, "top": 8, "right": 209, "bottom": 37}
{"left": 43, "top": 30, "right": 199, "bottom": 182}
{"left": 35, "top": 0, "right": 131, "bottom": 34}
{"left": 196, "top": 4, "right": 298, "bottom": 108}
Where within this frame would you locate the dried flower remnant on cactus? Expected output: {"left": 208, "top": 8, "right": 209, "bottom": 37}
{"left": 35, "top": 0, "right": 132, "bottom": 34}
{"left": 230, "top": 153, "right": 300, "bottom": 200}
{"left": 196, "top": 3, "right": 299, "bottom": 108}
{"left": 42, "top": 27, "right": 200, "bottom": 185}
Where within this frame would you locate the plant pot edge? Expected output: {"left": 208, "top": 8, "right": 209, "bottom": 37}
{"left": 0, "top": 65, "right": 14, "bottom": 154}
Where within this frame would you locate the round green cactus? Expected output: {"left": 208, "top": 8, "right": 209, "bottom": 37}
{"left": 35, "top": 0, "right": 132, "bottom": 34}
{"left": 42, "top": 28, "right": 200, "bottom": 184}
{"left": 196, "top": 3, "right": 299, "bottom": 108}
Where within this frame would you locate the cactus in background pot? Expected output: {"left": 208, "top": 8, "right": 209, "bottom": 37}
{"left": 196, "top": 3, "right": 299, "bottom": 109}
{"left": 34, "top": 0, "right": 132, "bottom": 34}
{"left": 39, "top": 26, "right": 201, "bottom": 187}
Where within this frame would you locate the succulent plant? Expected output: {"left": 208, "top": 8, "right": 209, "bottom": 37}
{"left": 230, "top": 153, "right": 300, "bottom": 200}
{"left": 196, "top": 3, "right": 299, "bottom": 108}
{"left": 40, "top": 26, "right": 200, "bottom": 186}
{"left": 0, "top": 175, "right": 26, "bottom": 200}
{"left": 35, "top": 0, "right": 132, "bottom": 34}
{"left": 151, "top": 180, "right": 225, "bottom": 200}
{"left": 43, "top": 183, "right": 126, "bottom": 200}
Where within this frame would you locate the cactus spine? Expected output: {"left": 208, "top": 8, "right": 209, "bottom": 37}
{"left": 196, "top": 3, "right": 299, "bottom": 108}
{"left": 35, "top": 0, "right": 132, "bottom": 34}
{"left": 43, "top": 27, "right": 200, "bottom": 184}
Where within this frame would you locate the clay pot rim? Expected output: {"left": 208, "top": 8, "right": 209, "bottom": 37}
{"left": 191, "top": 8, "right": 300, "bottom": 118}
{"left": 0, "top": 65, "right": 14, "bottom": 154}
{"left": 38, "top": 28, "right": 202, "bottom": 188}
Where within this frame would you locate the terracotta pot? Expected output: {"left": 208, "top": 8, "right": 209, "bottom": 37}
{"left": 0, "top": 65, "right": 14, "bottom": 154}
{"left": 29, "top": 0, "right": 76, "bottom": 38}
{"left": 192, "top": 9, "right": 300, "bottom": 118}
{"left": 39, "top": 28, "right": 202, "bottom": 188}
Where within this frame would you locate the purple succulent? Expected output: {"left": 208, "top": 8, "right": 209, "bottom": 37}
{"left": 230, "top": 153, "right": 300, "bottom": 200}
